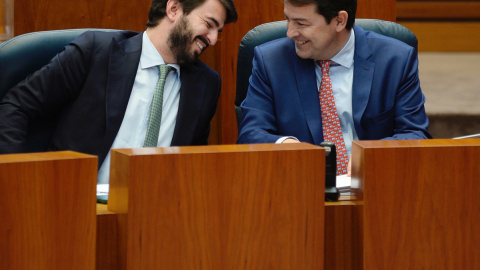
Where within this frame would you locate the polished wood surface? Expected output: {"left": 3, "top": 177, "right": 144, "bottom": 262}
{"left": 12, "top": 0, "right": 396, "bottom": 145}
{"left": 96, "top": 201, "right": 363, "bottom": 270}
{"left": 398, "top": 21, "right": 480, "bottom": 52}
{"left": 397, "top": 1, "right": 480, "bottom": 20}
{"left": 357, "top": 0, "right": 396, "bottom": 22}
{"left": 96, "top": 204, "right": 119, "bottom": 270}
{"left": 397, "top": 0, "right": 480, "bottom": 52}
{"left": 0, "top": 151, "right": 97, "bottom": 270}
{"left": 352, "top": 139, "right": 480, "bottom": 269}
{"left": 324, "top": 201, "right": 363, "bottom": 270}
{"left": 0, "top": 0, "right": 5, "bottom": 35}
{"left": 13, "top": 0, "right": 150, "bottom": 34}
{"left": 108, "top": 143, "right": 325, "bottom": 269}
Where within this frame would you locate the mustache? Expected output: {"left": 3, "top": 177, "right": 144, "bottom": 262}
{"left": 196, "top": 36, "right": 209, "bottom": 50}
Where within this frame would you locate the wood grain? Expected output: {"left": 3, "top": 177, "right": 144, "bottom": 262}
{"left": 352, "top": 139, "right": 480, "bottom": 269}
{"left": 398, "top": 21, "right": 480, "bottom": 51}
{"left": 397, "top": 1, "right": 480, "bottom": 20}
{"left": 324, "top": 201, "right": 363, "bottom": 270}
{"left": 109, "top": 143, "right": 325, "bottom": 269}
{"left": 96, "top": 204, "right": 119, "bottom": 270}
{"left": 0, "top": 151, "right": 97, "bottom": 270}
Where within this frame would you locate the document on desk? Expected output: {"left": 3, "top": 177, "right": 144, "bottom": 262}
{"left": 336, "top": 174, "right": 351, "bottom": 196}
{"left": 97, "top": 184, "right": 109, "bottom": 203}
{"left": 97, "top": 184, "right": 109, "bottom": 195}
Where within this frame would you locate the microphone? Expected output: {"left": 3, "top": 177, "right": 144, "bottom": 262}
{"left": 321, "top": 142, "right": 340, "bottom": 201}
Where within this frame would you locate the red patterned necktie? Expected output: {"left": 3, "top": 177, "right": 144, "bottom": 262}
{"left": 318, "top": 60, "right": 349, "bottom": 175}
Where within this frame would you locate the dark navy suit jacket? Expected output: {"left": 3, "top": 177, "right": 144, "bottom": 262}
{"left": 0, "top": 31, "right": 221, "bottom": 166}
{"left": 237, "top": 25, "right": 431, "bottom": 144}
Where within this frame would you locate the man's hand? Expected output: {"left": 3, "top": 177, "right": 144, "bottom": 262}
{"left": 282, "top": 138, "right": 300, "bottom": 143}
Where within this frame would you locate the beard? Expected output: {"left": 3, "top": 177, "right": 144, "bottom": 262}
{"left": 167, "top": 16, "right": 200, "bottom": 66}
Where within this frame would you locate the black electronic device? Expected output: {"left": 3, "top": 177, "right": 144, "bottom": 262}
{"left": 321, "top": 142, "right": 340, "bottom": 201}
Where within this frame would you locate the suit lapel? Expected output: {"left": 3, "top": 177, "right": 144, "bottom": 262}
{"left": 293, "top": 54, "right": 324, "bottom": 144}
{"left": 171, "top": 63, "right": 205, "bottom": 145}
{"left": 103, "top": 32, "right": 142, "bottom": 156}
{"left": 352, "top": 25, "right": 374, "bottom": 139}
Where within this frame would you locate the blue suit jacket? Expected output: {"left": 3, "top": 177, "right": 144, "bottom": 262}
{"left": 0, "top": 31, "right": 221, "bottom": 166}
{"left": 237, "top": 25, "right": 431, "bottom": 145}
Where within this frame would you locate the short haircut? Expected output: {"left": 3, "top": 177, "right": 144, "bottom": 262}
{"left": 285, "top": 0, "right": 356, "bottom": 30}
{"left": 146, "top": 0, "right": 238, "bottom": 27}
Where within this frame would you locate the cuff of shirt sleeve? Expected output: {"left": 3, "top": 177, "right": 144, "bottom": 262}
{"left": 276, "top": 136, "right": 299, "bottom": 144}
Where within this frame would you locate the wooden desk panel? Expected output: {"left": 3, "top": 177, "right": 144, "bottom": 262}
{"left": 325, "top": 201, "right": 363, "bottom": 270}
{"left": 108, "top": 143, "right": 325, "bottom": 270}
{"left": 352, "top": 139, "right": 480, "bottom": 269}
{"left": 97, "top": 201, "right": 363, "bottom": 270}
{"left": 0, "top": 151, "right": 97, "bottom": 270}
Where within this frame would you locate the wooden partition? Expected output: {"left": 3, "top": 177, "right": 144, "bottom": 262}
{"left": 0, "top": 151, "right": 97, "bottom": 270}
{"left": 397, "top": 0, "right": 480, "bottom": 51}
{"left": 351, "top": 139, "right": 480, "bottom": 269}
{"left": 107, "top": 143, "right": 325, "bottom": 269}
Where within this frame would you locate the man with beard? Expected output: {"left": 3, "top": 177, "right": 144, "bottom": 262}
{"left": 0, "top": 0, "right": 238, "bottom": 184}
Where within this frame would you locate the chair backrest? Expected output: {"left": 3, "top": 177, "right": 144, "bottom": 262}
{"left": 234, "top": 19, "right": 418, "bottom": 129}
{"left": 0, "top": 29, "right": 119, "bottom": 152}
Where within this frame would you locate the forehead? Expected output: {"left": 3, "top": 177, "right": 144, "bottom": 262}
{"left": 284, "top": 2, "right": 321, "bottom": 20}
{"left": 189, "top": 0, "right": 227, "bottom": 25}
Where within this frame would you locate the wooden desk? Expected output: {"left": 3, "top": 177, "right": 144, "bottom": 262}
{"left": 352, "top": 139, "right": 480, "bottom": 269}
{"left": 0, "top": 151, "right": 97, "bottom": 270}
{"left": 103, "top": 143, "right": 325, "bottom": 270}
{"left": 96, "top": 139, "right": 480, "bottom": 270}
{"left": 96, "top": 201, "right": 362, "bottom": 270}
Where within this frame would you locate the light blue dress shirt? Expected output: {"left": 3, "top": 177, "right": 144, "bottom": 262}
{"left": 97, "top": 31, "right": 181, "bottom": 184}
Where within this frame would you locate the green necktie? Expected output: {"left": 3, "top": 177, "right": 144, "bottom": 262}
{"left": 143, "top": 64, "right": 173, "bottom": 147}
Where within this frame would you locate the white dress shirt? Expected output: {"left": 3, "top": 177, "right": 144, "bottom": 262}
{"left": 97, "top": 31, "right": 181, "bottom": 184}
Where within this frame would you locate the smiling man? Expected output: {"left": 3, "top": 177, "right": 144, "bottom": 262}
{"left": 0, "top": 0, "right": 237, "bottom": 183}
{"left": 237, "top": 0, "right": 431, "bottom": 175}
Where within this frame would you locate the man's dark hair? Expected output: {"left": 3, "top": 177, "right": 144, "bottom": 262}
{"left": 286, "top": 0, "right": 356, "bottom": 30}
{"left": 146, "top": 0, "right": 238, "bottom": 27}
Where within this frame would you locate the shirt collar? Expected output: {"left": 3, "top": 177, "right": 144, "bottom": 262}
{"left": 330, "top": 29, "right": 355, "bottom": 68}
{"left": 140, "top": 31, "right": 181, "bottom": 76}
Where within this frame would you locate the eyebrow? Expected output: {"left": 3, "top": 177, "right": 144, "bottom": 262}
{"left": 284, "top": 14, "right": 308, "bottom": 22}
{"left": 207, "top": 16, "right": 223, "bottom": 33}
{"left": 208, "top": 16, "right": 220, "bottom": 27}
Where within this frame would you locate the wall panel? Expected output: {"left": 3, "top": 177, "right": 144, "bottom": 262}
{"left": 397, "top": 0, "right": 480, "bottom": 52}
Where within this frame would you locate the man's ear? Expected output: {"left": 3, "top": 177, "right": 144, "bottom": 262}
{"left": 166, "top": 0, "right": 183, "bottom": 22}
{"left": 334, "top": 11, "right": 348, "bottom": 32}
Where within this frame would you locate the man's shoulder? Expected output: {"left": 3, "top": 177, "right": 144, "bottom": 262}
{"left": 82, "top": 30, "right": 139, "bottom": 40}
{"left": 354, "top": 25, "right": 414, "bottom": 52}
{"left": 71, "top": 30, "right": 140, "bottom": 47}
{"left": 69, "top": 30, "right": 143, "bottom": 56}
{"left": 252, "top": 37, "right": 296, "bottom": 63}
